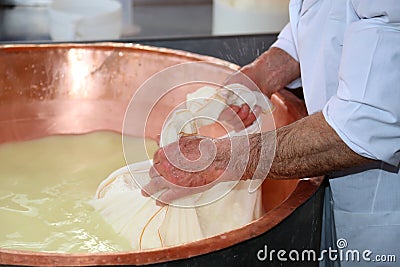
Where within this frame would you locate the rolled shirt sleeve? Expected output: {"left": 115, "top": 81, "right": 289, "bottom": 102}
{"left": 323, "top": 2, "right": 400, "bottom": 166}
{"left": 271, "top": 23, "right": 299, "bottom": 62}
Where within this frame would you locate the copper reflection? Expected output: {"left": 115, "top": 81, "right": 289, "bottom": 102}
{"left": 0, "top": 43, "right": 322, "bottom": 266}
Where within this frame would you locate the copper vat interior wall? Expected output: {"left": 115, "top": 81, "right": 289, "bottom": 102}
{"left": 0, "top": 43, "right": 322, "bottom": 266}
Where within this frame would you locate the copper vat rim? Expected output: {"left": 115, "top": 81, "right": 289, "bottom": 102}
{"left": 0, "top": 42, "right": 323, "bottom": 266}
{"left": 0, "top": 42, "right": 239, "bottom": 70}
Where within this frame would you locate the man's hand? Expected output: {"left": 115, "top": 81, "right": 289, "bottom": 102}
{"left": 219, "top": 104, "right": 262, "bottom": 132}
{"left": 219, "top": 47, "right": 301, "bottom": 131}
{"left": 141, "top": 136, "right": 232, "bottom": 205}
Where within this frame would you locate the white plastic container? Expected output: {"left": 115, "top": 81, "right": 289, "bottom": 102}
{"left": 48, "top": 0, "right": 122, "bottom": 41}
{"left": 117, "top": 0, "right": 139, "bottom": 36}
{"left": 212, "top": 0, "right": 289, "bottom": 35}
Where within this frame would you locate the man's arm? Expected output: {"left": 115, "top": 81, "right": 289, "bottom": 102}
{"left": 143, "top": 112, "right": 375, "bottom": 204}
{"left": 240, "top": 47, "right": 301, "bottom": 97}
{"left": 242, "top": 112, "right": 375, "bottom": 181}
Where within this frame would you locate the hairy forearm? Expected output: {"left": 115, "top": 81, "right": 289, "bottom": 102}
{"left": 237, "top": 112, "right": 375, "bottom": 180}
{"left": 241, "top": 47, "right": 301, "bottom": 97}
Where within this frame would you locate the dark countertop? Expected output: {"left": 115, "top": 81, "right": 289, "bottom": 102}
{"left": 134, "top": 34, "right": 278, "bottom": 66}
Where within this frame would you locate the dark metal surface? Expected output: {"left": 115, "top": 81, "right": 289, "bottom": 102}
{"left": 135, "top": 34, "right": 278, "bottom": 66}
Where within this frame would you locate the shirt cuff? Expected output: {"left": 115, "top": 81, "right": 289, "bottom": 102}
{"left": 323, "top": 96, "right": 400, "bottom": 166}
{"left": 271, "top": 23, "right": 299, "bottom": 62}
{"left": 285, "top": 78, "right": 302, "bottom": 89}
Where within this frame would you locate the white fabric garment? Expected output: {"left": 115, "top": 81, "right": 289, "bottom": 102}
{"left": 90, "top": 84, "right": 270, "bottom": 250}
{"left": 272, "top": 0, "right": 400, "bottom": 266}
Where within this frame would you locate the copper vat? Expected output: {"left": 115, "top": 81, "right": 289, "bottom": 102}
{"left": 0, "top": 43, "right": 322, "bottom": 266}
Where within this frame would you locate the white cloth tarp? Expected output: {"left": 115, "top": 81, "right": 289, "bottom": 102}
{"left": 90, "top": 84, "right": 272, "bottom": 250}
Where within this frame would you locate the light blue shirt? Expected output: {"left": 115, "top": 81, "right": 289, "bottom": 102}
{"left": 272, "top": 0, "right": 400, "bottom": 266}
